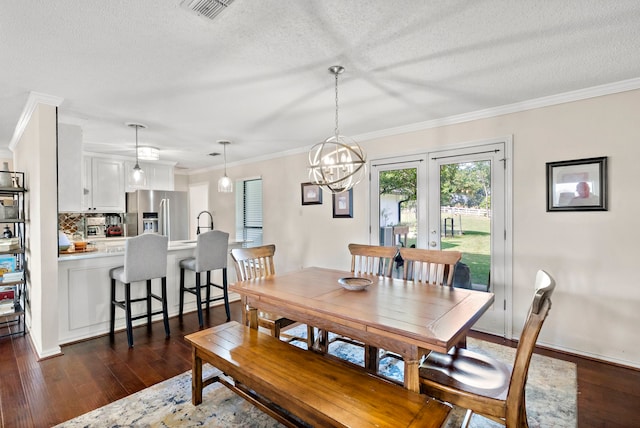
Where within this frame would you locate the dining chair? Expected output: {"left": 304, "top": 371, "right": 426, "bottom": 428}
{"left": 327, "top": 243, "right": 399, "bottom": 369}
{"left": 399, "top": 247, "right": 462, "bottom": 285}
{"left": 376, "top": 247, "right": 463, "bottom": 368}
{"left": 349, "top": 243, "right": 398, "bottom": 277}
{"left": 109, "top": 234, "right": 169, "bottom": 348}
{"left": 230, "top": 244, "right": 313, "bottom": 348}
{"left": 418, "top": 270, "right": 556, "bottom": 427}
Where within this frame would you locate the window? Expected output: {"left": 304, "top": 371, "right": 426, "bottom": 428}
{"left": 236, "top": 178, "right": 262, "bottom": 246}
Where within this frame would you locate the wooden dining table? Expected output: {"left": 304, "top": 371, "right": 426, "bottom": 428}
{"left": 229, "top": 266, "right": 495, "bottom": 392}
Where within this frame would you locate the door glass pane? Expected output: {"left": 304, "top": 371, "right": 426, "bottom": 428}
{"left": 440, "top": 161, "right": 491, "bottom": 291}
{"left": 378, "top": 168, "right": 418, "bottom": 247}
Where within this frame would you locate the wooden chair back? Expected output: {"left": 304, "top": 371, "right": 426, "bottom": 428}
{"left": 231, "top": 244, "right": 276, "bottom": 281}
{"left": 418, "top": 270, "right": 556, "bottom": 426}
{"left": 504, "top": 270, "right": 555, "bottom": 425}
{"left": 398, "top": 247, "right": 461, "bottom": 286}
{"left": 348, "top": 243, "right": 398, "bottom": 277}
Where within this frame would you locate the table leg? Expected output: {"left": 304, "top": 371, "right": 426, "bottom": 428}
{"left": 192, "top": 348, "right": 203, "bottom": 405}
{"left": 247, "top": 306, "right": 258, "bottom": 330}
{"left": 404, "top": 346, "right": 421, "bottom": 392}
{"left": 313, "top": 329, "right": 329, "bottom": 354}
{"left": 365, "top": 345, "right": 379, "bottom": 374}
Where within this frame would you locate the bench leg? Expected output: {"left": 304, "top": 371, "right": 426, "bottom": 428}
{"left": 192, "top": 348, "right": 203, "bottom": 405}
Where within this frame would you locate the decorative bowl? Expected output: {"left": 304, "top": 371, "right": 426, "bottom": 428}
{"left": 338, "top": 277, "right": 373, "bottom": 291}
{"left": 59, "top": 244, "right": 70, "bottom": 251}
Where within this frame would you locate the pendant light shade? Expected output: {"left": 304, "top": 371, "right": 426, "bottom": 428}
{"left": 137, "top": 146, "right": 160, "bottom": 160}
{"left": 127, "top": 122, "right": 147, "bottom": 184}
{"left": 308, "top": 66, "right": 366, "bottom": 194}
{"left": 217, "top": 140, "right": 233, "bottom": 193}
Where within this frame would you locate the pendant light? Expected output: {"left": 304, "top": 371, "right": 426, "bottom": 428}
{"left": 217, "top": 140, "right": 233, "bottom": 192}
{"left": 308, "top": 65, "right": 366, "bottom": 194}
{"left": 127, "top": 122, "right": 147, "bottom": 183}
{"left": 137, "top": 146, "right": 160, "bottom": 160}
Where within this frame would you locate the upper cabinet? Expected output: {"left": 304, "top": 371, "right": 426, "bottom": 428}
{"left": 83, "top": 156, "right": 125, "bottom": 212}
{"left": 124, "top": 161, "right": 174, "bottom": 192}
{"left": 57, "top": 123, "right": 176, "bottom": 211}
{"left": 58, "top": 124, "right": 84, "bottom": 212}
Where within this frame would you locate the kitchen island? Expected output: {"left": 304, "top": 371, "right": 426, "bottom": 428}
{"left": 58, "top": 238, "right": 244, "bottom": 345}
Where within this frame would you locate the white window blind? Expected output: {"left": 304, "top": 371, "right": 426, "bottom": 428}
{"left": 240, "top": 178, "right": 262, "bottom": 246}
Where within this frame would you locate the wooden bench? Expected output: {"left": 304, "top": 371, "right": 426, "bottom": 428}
{"left": 185, "top": 321, "right": 451, "bottom": 428}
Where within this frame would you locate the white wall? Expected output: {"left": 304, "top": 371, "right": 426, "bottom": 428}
{"left": 190, "top": 88, "right": 640, "bottom": 368}
{"left": 14, "top": 103, "right": 61, "bottom": 358}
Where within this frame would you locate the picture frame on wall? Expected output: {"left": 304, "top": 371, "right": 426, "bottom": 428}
{"left": 546, "top": 156, "right": 608, "bottom": 211}
{"left": 301, "top": 182, "right": 322, "bottom": 205}
{"left": 332, "top": 189, "right": 353, "bottom": 218}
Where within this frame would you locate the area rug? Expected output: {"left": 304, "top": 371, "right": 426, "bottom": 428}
{"left": 56, "top": 330, "right": 576, "bottom": 428}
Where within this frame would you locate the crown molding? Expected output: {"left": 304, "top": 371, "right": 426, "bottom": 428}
{"left": 8, "top": 92, "right": 64, "bottom": 151}
{"left": 354, "top": 77, "right": 640, "bottom": 142}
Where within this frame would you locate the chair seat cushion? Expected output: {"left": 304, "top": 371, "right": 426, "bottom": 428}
{"left": 180, "top": 257, "right": 196, "bottom": 271}
{"left": 419, "top": 347, "right": 511, "bottom": 400}
{"left": 109, "top": 266, "right": 126, "bottom": 283}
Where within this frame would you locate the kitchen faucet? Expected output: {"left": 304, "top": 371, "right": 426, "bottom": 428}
{"left": 196, "top": 211, "right": 214, "bottom": 234}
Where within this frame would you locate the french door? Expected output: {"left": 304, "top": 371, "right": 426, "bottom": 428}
{"left": 370, "top": 140, "right": 511, "bottom": 337}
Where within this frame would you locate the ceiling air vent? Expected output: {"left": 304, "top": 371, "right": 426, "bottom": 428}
{"left": 180, "top": 0, "right": 235, "bottom": 21}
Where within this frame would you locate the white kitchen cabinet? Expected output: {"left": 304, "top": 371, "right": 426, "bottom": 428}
{"left": 83, "top": 156, "right": 125, "bottom": 212}
{"left": 124, "top": 161, "right": 174, "bottom": 192}
{"left": 149, "top": 163, "right": 174, "bottom": 191}
{"left": 57, "top": 124, "right": 84, "bottom": 212}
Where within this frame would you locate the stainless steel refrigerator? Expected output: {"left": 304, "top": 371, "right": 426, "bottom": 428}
{"left": 126, "top": 190, "right": 189, "bottom": 241}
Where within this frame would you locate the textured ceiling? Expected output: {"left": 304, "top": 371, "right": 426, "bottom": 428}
{"left": 2, "top": 0, "right": 640, "bottom": 170}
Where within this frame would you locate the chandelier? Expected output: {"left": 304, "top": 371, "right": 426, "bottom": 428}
{"left": 217, "top": 140, "right": 233, "bottom": 192}
{"left": 308, "top": 65, "right": 366, "bottom": 194}
{"left": 127, "top": 122, "right": 147, "bottom": 183}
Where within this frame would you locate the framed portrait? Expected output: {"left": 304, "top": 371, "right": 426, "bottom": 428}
{"left": 546, "top": 156, "right": 607, "bottom": 211}
{"left": 332, "top": 189, "right": 353, "bottom": 218}
{"left": 301, "top": 182, "right": 322, "bottom": 205}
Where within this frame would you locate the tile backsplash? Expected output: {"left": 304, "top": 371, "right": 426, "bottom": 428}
{"left": 58, "top": 213, "right": 85, "bottom": 239}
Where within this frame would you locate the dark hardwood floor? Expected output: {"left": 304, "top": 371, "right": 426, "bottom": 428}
{"left": 1, "top": 302, "right": 639, "bottom": 427}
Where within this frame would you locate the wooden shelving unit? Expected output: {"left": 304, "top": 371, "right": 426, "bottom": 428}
{"left": 0, "top": 171, "right": 26, "bottom": 339}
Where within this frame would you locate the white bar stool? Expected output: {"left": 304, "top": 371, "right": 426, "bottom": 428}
{"left": 179, "top": 230, "right": 230, "bottom": 328}
{"left": 109, "top": 234, "right": 169, "bottom": 348}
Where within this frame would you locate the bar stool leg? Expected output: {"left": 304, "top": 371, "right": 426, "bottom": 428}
{"left": 179, "top": 268, "right": 185, "bottom": 318}
{"left": 161, "top": 276, "right": 170, "bottom": 338}
{"left": 222, "top": 268, "right": 230, "bottom": 321}
{"left": 195, "top": 272, "right": 203, "bottom": 328}
{"left": 146, "top": 279, "right": 152, "bottom": 330}
{"left": 109, "top": 278, "right": 116, "bottom": 339}
{"left": 205, "top": 271, "right": 211, "bottom": 310}
{"left": 124, "top": 283, "right": 134, "bottom": 348}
